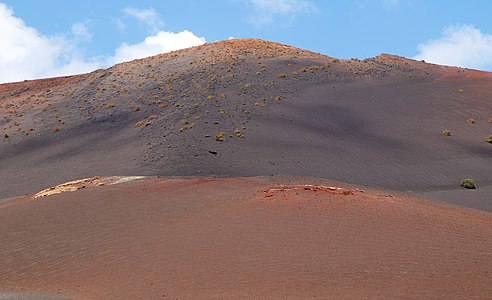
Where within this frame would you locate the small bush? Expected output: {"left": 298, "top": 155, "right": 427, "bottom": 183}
{"left": 133, "top": 106, "right": 141, "bottom": 111}
{"left": 4, "top": 133, "right": 9, "bottom": 138}
{"left": 148, "top": 115, "right": 158, "bottom": 120}
{"left": 219, "top": 93, "right": 226, "bottom": 99}
{"left": 234, "top": 129, "right": 244, "bottom": 138}
{"left": 442, "top": 130, "right": 451, "bottom": 136}
{"left": 52, "top": 125, "right": 60, "bottom": 132}
{"left": 486, "top": 135, "right": 492, "bottom": 143}
{"left": 457, "top": 89, "right": 464, "bottom": 93}
{"left": 488, "top": 118, "right": 492, "bottom": 124}
{"left": 460, "top": 178, "right": 476, "bottom": 189}
{"left": 135, "top": 121, "right": 144, "bottom": 128}
{"left": 278, "top": 73, "right": 286, "bottom": 78}
{"left": 218, "top": 108, "right": 225, "bottom": 114}
{"left": 467, "top": 118, "right": 475, "bottom": 124}
{"left": 215, "top": 132, "right": 225, "bottom": 142}
{"left": 207, "top": 95, "right": 215, "bottom": 100}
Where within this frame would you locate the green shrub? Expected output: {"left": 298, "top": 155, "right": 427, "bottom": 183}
{"left": 460, "top": 178, "right": 476, "bottom": 189}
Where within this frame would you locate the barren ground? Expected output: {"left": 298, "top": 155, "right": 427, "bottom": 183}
{"left": 0, "top": 177, "right": 491, "bottom": 299}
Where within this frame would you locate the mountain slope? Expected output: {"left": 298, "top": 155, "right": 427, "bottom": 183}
{"left": 1, "top": 39, "right": 491, "bottom": 209}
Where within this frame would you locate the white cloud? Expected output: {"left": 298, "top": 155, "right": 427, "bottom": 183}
{"left": 244, "top": 0, "right": 316, "bottom": 26}
{"left": 109, "top": 30, "right": 206, "bottom": 65}
{"left": 71, "top": 21, "right": 92, "bottom": 41}
{"left": 414, "top": 24, "right": 492, "bottom": 70}
{"left": 123, "top": 7, "right": 164, "bottom": 33}
{"left": 0, "top": 2, "right": 207, "bottom": 83}
{"left": 0, "top": 2, "right": 97, "bottom": 83}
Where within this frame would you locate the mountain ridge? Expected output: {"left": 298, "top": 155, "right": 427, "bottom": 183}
{"left": 1, "top": 38, "right": 491, "bottom": 211}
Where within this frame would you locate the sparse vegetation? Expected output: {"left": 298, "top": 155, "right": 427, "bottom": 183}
{"left": 254, "top": 102, "right": 266, "bottom": 108}
{"left": 216, "top": 132, "right": 225, "bottom": 142}
{"left": 486, "top": 135, "right": 492, "bottom": 143}
{"left": 441, "top": 129, "right": 451, "bottom": 136}
{"left": 460, "top": 178, "right": 476, "bottom": 189}
{"left": 234, "top": 129, "right": 244, "bottom": 138}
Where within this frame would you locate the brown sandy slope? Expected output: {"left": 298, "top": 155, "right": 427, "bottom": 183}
{"left": 0, "top": 39, "right": 491, "bottom": 210}
{"left": 0, "top": 177, "right": 491, "bottom": 299}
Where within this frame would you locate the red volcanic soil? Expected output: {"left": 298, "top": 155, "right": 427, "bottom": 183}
{"left": 1, "top": 177, "right": 491, "bottom": 299}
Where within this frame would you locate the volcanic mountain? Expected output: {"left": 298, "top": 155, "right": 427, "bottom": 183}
{"left": 1, "top": 39, "right": 492, "bottom": 299}
{"left": 1, "top": 38, "right": 491, "bottom": 209}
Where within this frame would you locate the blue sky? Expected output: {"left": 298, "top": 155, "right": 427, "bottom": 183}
{"left": 1, "top": 0, "right": 492, "bottom": 83}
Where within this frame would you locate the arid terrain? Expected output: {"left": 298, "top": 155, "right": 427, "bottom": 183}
{"left": 0, "top": 39, "right": 491, "bottom": 298}
{"left": 1, "top": 177, "right": 491, "bottom": 299}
